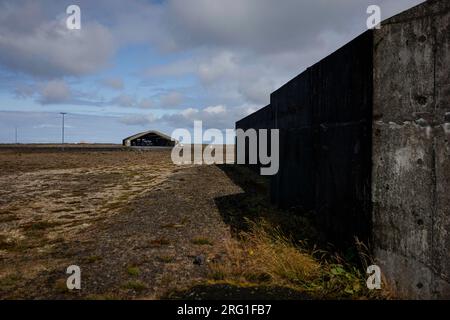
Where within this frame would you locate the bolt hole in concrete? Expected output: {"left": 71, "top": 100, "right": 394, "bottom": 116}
{"left": 445, "top": 112, "right": 450, "bottom": 122}
{"left": 417, "top": 159, "right": 423, "bottom": 165}
{"left": 415, "top": 95, "right": 427, "bottom": 105}
{"left": 417, "top": 219, "right": 424, "bottom": 226}
{"left": 417, "top": 283, "right": 424, "bottom": 289}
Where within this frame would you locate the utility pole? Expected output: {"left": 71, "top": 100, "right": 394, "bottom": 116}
{"left": 15, "top": 127, "right": 17, "bottom": 144}
{"left": 60, "top": 112, "right": 67, "bottom": 149}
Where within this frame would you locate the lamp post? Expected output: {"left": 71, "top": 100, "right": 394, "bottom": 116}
{"left": 60, "top": 112, "right": 67, "bottom": 148}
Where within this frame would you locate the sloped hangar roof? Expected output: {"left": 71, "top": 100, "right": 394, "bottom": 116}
{"left": 123, "top": 130, "right": 176, "bottom": 143}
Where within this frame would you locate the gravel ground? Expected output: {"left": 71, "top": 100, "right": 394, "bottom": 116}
{"left": 0, "top": 148, "right": 245, "bottom": 299}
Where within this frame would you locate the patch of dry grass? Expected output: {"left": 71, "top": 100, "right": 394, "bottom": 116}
{"left": 162, "top": 223, "right": 185, "bottom": 229}
{"left": 157, "top": 255, "right": 175, "bottom": 263}
{"left": 86, "top": 293, "right": 119, "bottom": 300}
{"left": 122, "top": 280, "right": 147, "bottom": 292}
{"left": 21, "top": 220, "right": 62, "bottom": 231}
{"left": 0, "top": 235, "right": 28, "bottom": 252}
{"left": 126, "top": 266, "right": 141, "bottom": 276}
{"left": 191, "top": 237, "right": 214, "bottom": 246}
{"left": 54, "top": 278, "right": 69, "bottom": 293}
{"left": 148, "top": 237, "right": 170, "bottom": 247}
{"left": 0, "top": 274, "right": 22, "bottom": 291}
{"left": 0, "top": 214, "right": 19, "bottom": 223}
{"left": 208, "top": 220, "right": 386, "bottom": 299}
{"left": 83, "top": 255, "right": 103, "bottom": 264}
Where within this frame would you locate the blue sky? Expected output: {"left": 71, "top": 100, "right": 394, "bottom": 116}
{"left": 0, "top": 0, "right": 424, "bottom": 143}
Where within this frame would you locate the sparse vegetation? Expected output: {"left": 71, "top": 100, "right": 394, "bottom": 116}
{"left": 0, "top": 148, "right": 176, "bottom": 299}
{"left": 208, "top": 220, "right": 385, "bottom": 299}
{"left": 161, "top": 223, "right": 184, "bottom": 229}
{"left": 191, "top": 237, "right": 214, "bottom": 246}
{"left": 0, "top": 235, "right": 27, "bottom": 252}
{"left": 84, "top": 255, "right": 103, "bottom": 264}
{"left": 54, "top": 279, "right": 69, "bottom": 293}
{"left": 160, "top": 273, "right": 175, "bottom": 287}
{"left": 86, "top": 293, "right": 119, "bottom": 300}
{"left": 0, "top": 235, "right": 14, "bottom": 250}
{"left": 123, "top": 280, "right": 147, "bottom": 292}
{"left": 157, "top": 255, "right": 175, "bottom": 263}
{"left": 51, "top": 208, "right": 75, "bottom": 213}
{"left": 180, "top": 216, "right": 190, "bottom": 225}
{"left": 21, "top": 220, "right": 61, "bottom": 231}
{"left": 0, "top": 274, "right": 22, "bottom": 290}
{"left": 149, "top": 237, "right": 171, "bottom": 247}
{"left": 0, "top": 214, "right": 19, "bottom": 223}
{"left": 126, "top": 266, "right": 141, "bottom": 276}
{"left": 0, "top": 148, "right": 386, "bottom": 300}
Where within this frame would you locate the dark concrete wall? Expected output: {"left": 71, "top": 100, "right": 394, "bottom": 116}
{"left": 236, "top": 104, "right": 273, "bottom": 131}
{"left": 236, "top": 104, "right": 274, "bottom": 171}
{"left": 372, "top": 0, "right": 450, "bottom": 299}
{"left": 276, "top": 32, "right": 373, "bottom": 247}
{"left": 237, "top": 32, "right": 374, "bottom": 246}
{"left": 235, "top": 0, "right": 450, "bottom": 298}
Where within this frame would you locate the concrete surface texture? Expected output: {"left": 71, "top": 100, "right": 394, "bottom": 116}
{"left": 236, "top": 0, "right": 450, "bottom": 298}
{"left": 372, "top": 0, "right": 450, "bottom": 299}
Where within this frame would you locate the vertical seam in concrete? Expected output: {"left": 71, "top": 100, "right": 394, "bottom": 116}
{"left": 431, "top": 16, "right": 438, "bottom": 297}
{"left": 371, "top": 30, "right": 377, "bottom": 253}
{"left": 368, "top": 30, "right": 374, "bottom": 248}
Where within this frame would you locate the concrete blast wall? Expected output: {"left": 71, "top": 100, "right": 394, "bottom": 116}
{"left": 237, "top": 32, "right": 374, "bottom": 246}
{"left": 236, "top": 0, "right": 450, "bottom": 298}
{"left": 372, "top": 0, "right": 450, "bottom": 299}
{"left": 236, "top": 104, "right": 274, "bottom": 171}
{"left": 269, "top": 31, "right": 374, "bottom": 246}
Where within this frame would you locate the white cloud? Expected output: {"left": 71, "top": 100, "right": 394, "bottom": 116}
{"left": 181, "top": 108, "right": 199, "bottom": 117}
{"left": 0, "top": 2, "right": 115, "bottom": 78}
{"left": 111, "top": 94, "right": 156, "bottom": 109}
{"left": 119, "top": 114, "right": 157, "bottom": 126}
{"left": 160, "top": 104, "right": 255, "bottom": 130}
{"left": 160, "top": 91, "right": 184, "bottom": 108}
{"left": 33, "top": 123, "right": 73, "bottom": 129}
{"left": 101, "top": 77, "right": 124, "bottom": 90}
{"left": 204, "top": 105, "right": 226, "bottom": 114}
{"left": 117, "top": 103, "right": 255, "bottom": 131}
{"left": 14, "top": 84, "right": 36, "bottom": 99}
{"left": 146, "top": 59, "right": 198, "bottom": 78}
{"left": 111, "top": 94, "right": 136, "bottom": 107}
{"left": 38, "top": 79, "right": 71, "bottom": 105}
{"left": 0, "top": 0, "right": 426, "bottom": 143}
{"left": 238, "top": 77, "right": 276, "bottom": 105}
{"left": 198, "top": 51, "right": 238, "bottom": 83}
{"left": 138, "top": 99, "right": 153, "bottom": 109}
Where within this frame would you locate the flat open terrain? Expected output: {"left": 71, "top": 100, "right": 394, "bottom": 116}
{"left": 0, "top": 146, "right": 247, "bottom": 299}
{"left": 0, "top": 146, "right": 376, "bottom": 300}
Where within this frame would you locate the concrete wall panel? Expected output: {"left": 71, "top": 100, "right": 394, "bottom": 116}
{"left": 434, "top": 125, "right": 450, "bottom": 297}
{"left": 373, "top": 0, "right": 450, "bottom": 298}
{"left": 236, "top": 0, "right": 450, "bottom": 298}
{"left": 373, "top": 13, "right": 435, "bottom": 123}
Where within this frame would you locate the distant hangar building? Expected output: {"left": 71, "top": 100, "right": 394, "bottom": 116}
{"left": 122, "top": 130, "right": 176, "bottom": 147}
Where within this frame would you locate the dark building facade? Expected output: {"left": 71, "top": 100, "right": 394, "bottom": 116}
{"left": 123, "top": 130, "right": 175, "bottom": 147}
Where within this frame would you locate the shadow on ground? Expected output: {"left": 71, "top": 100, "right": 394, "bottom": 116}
{"left": 163, "top": 164, "right": 319, "bottom": 300}
{"left": 213, "top": 164, "right": 319, "bottom": 243}
{"left": 165, "top": 283, "right": 311, "bottom": 300}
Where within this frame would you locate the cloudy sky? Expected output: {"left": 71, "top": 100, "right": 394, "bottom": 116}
{"left": 0, "top": 0, "right": 424, "bottom": 143}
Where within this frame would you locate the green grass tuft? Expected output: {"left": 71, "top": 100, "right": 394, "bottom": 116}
{"left": 191, "top": 237, "right": 214, "bottom": 246}
{"left": 126, "top": 266, "right": 140, "bottom": 276}
{"left": 122, "top": 280, "right": 147, "bottom": 292}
